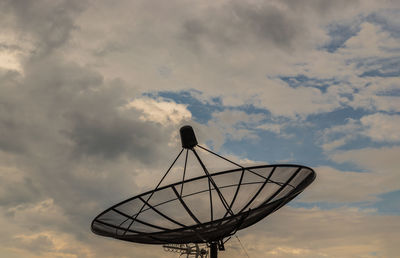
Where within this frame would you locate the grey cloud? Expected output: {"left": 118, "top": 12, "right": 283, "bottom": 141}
{"left": 24, "top": 58, "right": 169, "bottom": 162}
{"left": 93, "top": 41, "right": 129, "bottom": 57}
{"left": 181, "top": 2, "right": 305, "bottom": 51}
{"left": 235, "top": 206, "right": 400, "bottom": 258}
{"left": 0, "top": 0, "right": 86, "bottom": 55}
{"left": 282, "top": 0, "right": 360, "bottom": 16}
{"left": 0, "top": 60, "right": 177, "bottom": 256}
{"left": 231, "top": 2, "right": 302, "bottom": 47}
{"left": 65, "top": 111, "right": 166, "bottom": 162}
{"left": 0, "top": 70, "right": 31, "bottom": 154}
{"left": 0, "top": 42, "right": 23, "bottom": 52}
{"left": 0, "top": 53, "right": 169, "bottom": 163}
{"left": 0, "top": 54, "right": 174, "bottom": 182}
{"left": 2, "top": 0, "right": 399, "bottom": 257}
{"left": 0, "top": 174, "right": 41, "bottom": 207}
{"left": 366, "top": 10, "right": 400, "bottom": 38}
{"left": 0, "top": 58, "right": 102, "bottom": 155}
{"left": 179, "top": 0, "right": 365, "bottom": 54}
{"left": 11, "top": 234, "right": 55, "bottom": 255}
{"left": 0, "top": 4, "right": 178, "bottom": 253}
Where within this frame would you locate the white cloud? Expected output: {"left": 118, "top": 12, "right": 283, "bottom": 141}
{"left": 360, "top": 113, "right": 400, "bottom": 142}
{"left": 350, "top": 77, "right": 400, "bottom": 113}
{"left": 202, "top": 110, "right": 266, "bottom": 149}
{"left": 124, "top": 97, "right": 192, "bottom": 125}
{"left": 301, "top": 146, "right": 399, "bottom": 203}
{"left": 257, "top": 123, "right": 283, "bottom": 134}
{"left": 210, "top": 109, "right": 265, "bottom": 127}
{"left": 258, "top": 79, "right": 347, "bottom": 117}
{"left": 321, "top": 113, "right": 400, "bottom": 151}
{"left": 0, "top": 51, "right": 22, "bottom": 72}
{"left": 320, "top": 118, "right": 361, "bottom": 151}
{"left": 300, "top": 166, "right": 393, "bottom": 203}
{"left": 340, "top": 22, "right": 399, "bottom": 58}
{"left": 256, "top": 119, "right": 312, "bottom": 138}
{"left": 331, "top": 146, "right": 400, "bottom": 175}
{"left": 299, "top": 146, "right": 400, "bottom": 203}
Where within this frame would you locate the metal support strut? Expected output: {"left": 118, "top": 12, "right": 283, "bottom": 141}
{"left": 210, "top": 242, "right": 218, "bottom": 258}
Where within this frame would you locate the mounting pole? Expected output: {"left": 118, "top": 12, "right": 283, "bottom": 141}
{"left": 210, "top": 242, "right": 218, "bottom": 258}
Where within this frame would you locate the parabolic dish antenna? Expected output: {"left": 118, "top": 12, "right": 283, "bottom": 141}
{"left": 91, "top": 125, "right": 316, "bottom": 257}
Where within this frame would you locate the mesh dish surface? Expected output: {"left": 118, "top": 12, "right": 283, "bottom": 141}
{"left": 91, "top": 164, "right": 316, "bottom": 244}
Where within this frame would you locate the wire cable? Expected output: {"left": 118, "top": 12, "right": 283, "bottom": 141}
{"left": 235, "top": 235, "right": 250, "bottom": 258}
{"left": 121, "top": 148, "right": 184, "bottom": 235}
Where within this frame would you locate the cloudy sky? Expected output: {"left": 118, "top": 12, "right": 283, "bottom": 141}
{"left": 1, "top": 0, "right": 400, "bottom": 257}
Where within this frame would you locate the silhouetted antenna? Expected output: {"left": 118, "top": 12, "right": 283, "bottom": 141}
{"left": 163, "top": 243, "right": 208, "bottom": 257}
{"left": 91, "top": 125, "right": 316, "bottom": 258}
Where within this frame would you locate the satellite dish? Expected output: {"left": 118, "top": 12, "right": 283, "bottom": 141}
{"left": 91, "top": 125, "right": 316, "bottom": 257}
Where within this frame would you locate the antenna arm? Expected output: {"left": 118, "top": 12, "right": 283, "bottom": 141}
{"left": 191, "top": 148, "right": 234, "bottom": 217}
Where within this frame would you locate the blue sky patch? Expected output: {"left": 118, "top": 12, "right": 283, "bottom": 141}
{"left": 279, "top": 74, "right": 339, "bottom": 93}
{"left": 322, "top": 20, "right": 362, "bottom": 53}
{"left": 371, "top": 190, "right": 400, "bottom": 215}
{"left": 366, "top": 10, "right": 400, "bottom": 38}
{"left": 148, "top": 90, "right": 377, "bottom": 172}
{"left": 359, "top": 57, "right": 400, "bottom": 78}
